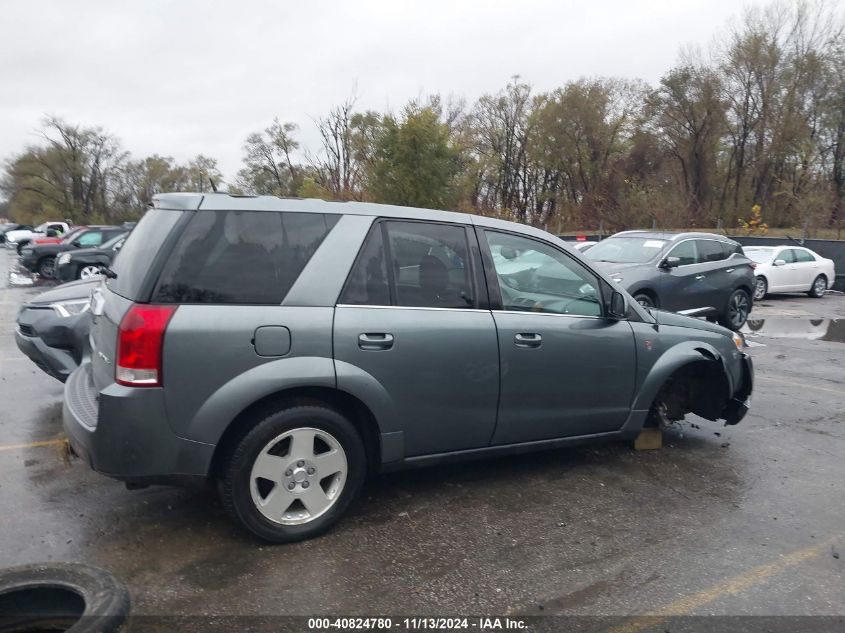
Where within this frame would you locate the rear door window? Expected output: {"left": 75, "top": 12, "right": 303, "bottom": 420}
{"left": 794, "top": 249, "right": 815, "bottom": 262}
{"left": 340, "top": 220, "right": 475, "bottom": 309}
{"left": 386, "top": 221, "right": 473, "bottom": 309}
{"left": 152, "top": 210, "right": 338, "bottom": 304}
{"left": 697, "top": 240, "right": 726, "bottom": 262}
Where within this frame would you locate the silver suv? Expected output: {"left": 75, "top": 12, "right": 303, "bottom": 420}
{"left": 63, "top": 193, "right": 753, "bottom": 542}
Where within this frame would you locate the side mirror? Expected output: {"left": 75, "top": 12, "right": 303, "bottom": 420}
{"left": 46, "top": 229, "right": 58, "bottom": 237}
{"left": 114, "top": 241, "right": 123, "bottom": 251}
{"left": 660, "top": 256, "right": 681, "bottom": 269}
{"left": 72, "top": 240, "right": 82, "bottom": 248}
{"left": 773, "top": 259, "right": 786, "bottom": 267}
{"left": 608, "top": 291, "right": 627, "bottom": 320}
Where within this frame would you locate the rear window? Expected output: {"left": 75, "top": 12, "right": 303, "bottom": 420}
{"left": 152, "top": 210, "right": 338, "bottom": 304}
{"left": 108, "top": 208, "right": 183, "bottom": 300}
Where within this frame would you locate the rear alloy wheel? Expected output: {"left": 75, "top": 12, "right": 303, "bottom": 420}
{"left": 78, "top": 264, "right": 102, "bottom": 279}
{"left": 633, "top": 293, "right": 656, "bottom": 309}
{"left": 37, "top": 256, "right": 56, "bottom": 279}
{"left": 808, "top": 275, "right": 827, "bottom": 298}
{"left": 753, "top": 276, "right": 768, "bottom": 301}
{"left": 719, "top": 289, "right": 751, "bottom": 331}
{"left": 219, "top": 406, "right": 366, "bottom": 542}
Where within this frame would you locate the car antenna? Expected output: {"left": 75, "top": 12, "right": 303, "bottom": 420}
{"left": 208, "top": 177, "right": 218, "bottom": 193}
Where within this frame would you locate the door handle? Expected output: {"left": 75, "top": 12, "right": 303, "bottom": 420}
{"left": 358, "top": 333, "right": 394, "bottom": 350}
{"left": 695, "top": 274, "right": 705, "bottom": 280}
{"left": 514, "top": 333, "right": 542, "bottom": 348}
{"left": 725, "top": 268, "right": 734, "bottom": 273}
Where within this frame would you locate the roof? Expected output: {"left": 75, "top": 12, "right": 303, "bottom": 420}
{"left": 611, "top": 230, "right": 738, "bottom": 243}
{"left": 151, "top": 192, "right": 560, "bottom": 243}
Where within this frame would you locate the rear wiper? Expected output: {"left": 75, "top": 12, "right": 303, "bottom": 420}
{"left": 98, "top": 265, "right": 118, "bottom": 279}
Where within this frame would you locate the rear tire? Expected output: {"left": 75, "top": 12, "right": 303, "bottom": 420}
{"left": 219, "top": 405, "right": 366, "bottom": 543}
{"left": 807, "top": 275, "right": 827, "bottom": 298}
{"left": 718, "top": 288, "right": 751, "bottom": 331}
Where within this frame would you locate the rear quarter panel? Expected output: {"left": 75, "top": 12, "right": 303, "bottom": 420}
{"left": 162, "top": 306, "right": 336, "bottom": 444}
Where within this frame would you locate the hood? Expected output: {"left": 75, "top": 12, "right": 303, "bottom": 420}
{"left": 66, "top": 245, "right": 106, "bottom": 258}
{"left": 28, "top": 278, "right": 101, "bottom": 306}
{"left": 652, "top": 309, "right": 731, "bottom": 336}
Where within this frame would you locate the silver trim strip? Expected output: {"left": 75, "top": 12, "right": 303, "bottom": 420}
{"left": 336, "top": 304, "right": 491, "bottom": 313}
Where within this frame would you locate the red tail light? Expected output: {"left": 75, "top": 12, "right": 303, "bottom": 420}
{"left": 116, "top": 304, "right": 177, "bottom": 387}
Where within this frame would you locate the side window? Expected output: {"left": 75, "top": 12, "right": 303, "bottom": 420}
{"left": 77, "top": 231, "right": 103, "bottom": 247}
{"left": 777, "top": 250, "right": 796, "bottom": 264}
{"left": 484, "top": 231, "right": 602, "bottom": 317}
{"left": 340, "top": 225, "right": 390, "bottom": 306}
{"left": 794, "top": 249, "right": 815, "bottom": 262}
{"left": 698, "top": 240, "right": 726, "bottom": 263}
{"left": 668, "top": 240, "right": 698, "bottom": 266}
{"left": 153, "top": 210, "right": 338, "bottom": 304}
{"left": 386, "top": 221, "right": 472, "bottom": 309}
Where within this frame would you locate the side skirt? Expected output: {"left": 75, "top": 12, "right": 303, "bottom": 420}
{"left": 379, "top": 409, "right": 649, "bottom": 473}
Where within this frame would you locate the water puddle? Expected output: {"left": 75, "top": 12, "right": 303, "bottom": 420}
{"left": 742, "top": 318, "right": 845, "bottom": 343}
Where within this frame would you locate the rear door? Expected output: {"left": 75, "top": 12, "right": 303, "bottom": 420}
{"left": 695, "top": 239, "right": 733, "bottom": 311}
{"left": 333, "top": 220, "right": 499, "bottom": 456}
{"left": 659, "top": 239, "right": 709, "bottom": 311}
{"left": 479, "top": 229, "right": 636, "bottom": 444}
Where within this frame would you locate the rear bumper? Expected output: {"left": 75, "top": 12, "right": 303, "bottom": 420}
{"left": 14, "top": 329, "right": 77, "bottom": 382}
{"left": 62, "top": 362, "right": 215, "bottom": 486}
{"left": 722, "top": 352, "right": 753, "bottom": 425}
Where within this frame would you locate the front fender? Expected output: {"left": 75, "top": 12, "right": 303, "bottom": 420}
{"left": 632, "top": 340, "right": 728, "bottom": 413}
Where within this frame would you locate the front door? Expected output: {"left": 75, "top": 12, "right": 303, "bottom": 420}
{"left": 479, "top": 229, "right": 637, "bottom": 445}
{"left": 334, "top": 219, "right": 499, "bottom": 457}
{"left": 658, "top": 239, "right": 711, "bottom": 312}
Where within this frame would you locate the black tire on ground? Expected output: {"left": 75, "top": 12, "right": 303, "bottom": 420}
{"left": 754, "top": 276, "right": 768, "bottom": 301}
{"left": 37, "top": 256, "right": 56, "bottom": 279}
{"left": 718, "top": 288, "right": 751, "bottom": 331}
{"left": 0, "top": 562, "right": 130, "bottom": 633}
{"left": 807, "top": 275, "right": 827, "bottom": 298}
{"left": 219, "top": 405, "right": 367, "bottom": 543}
{"left": 633, "top": 292, "right": 657, "bottom": 309}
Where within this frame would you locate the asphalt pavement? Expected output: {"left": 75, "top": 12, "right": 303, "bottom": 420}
{"left": 0, "top": 248, "right": 843, "bottom": 626}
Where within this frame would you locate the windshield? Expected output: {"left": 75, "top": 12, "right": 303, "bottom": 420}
{"left": 744, "top": 249, "right": 774, "bottom": 264}
{"left": 59, "top": 227, "right": 85, "bottom": 244}
{"left": 586, "top": 237, "right": 667, "bottom": 263}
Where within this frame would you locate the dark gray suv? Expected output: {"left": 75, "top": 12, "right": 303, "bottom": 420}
{"left": 63, "top": 194, "right": 753, "bottom": 542}
{"left": 586, "top": 231, "right": 755, "bottom": 330}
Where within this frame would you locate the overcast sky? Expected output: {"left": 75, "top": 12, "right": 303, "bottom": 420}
{"left": 1, "top": 0, "right": 753, "bottom": 182}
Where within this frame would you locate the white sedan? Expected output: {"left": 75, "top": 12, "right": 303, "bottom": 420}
{"left": 745, "top": 245, "right": 836, "bottom": 300}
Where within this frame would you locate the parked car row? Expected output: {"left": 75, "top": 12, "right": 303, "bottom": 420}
{"left": 564, "top": 232, "right": 835, "bottom": 328}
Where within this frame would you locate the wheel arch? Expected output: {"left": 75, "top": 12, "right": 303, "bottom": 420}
{"left": 210, "top": 386, "right": 382, "bottom": 480}
{"left": 631, "top": 287, "right": 659, "bottom": 307}
{"left": 632, "top": 342, "right": 732, "bottom": 422}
